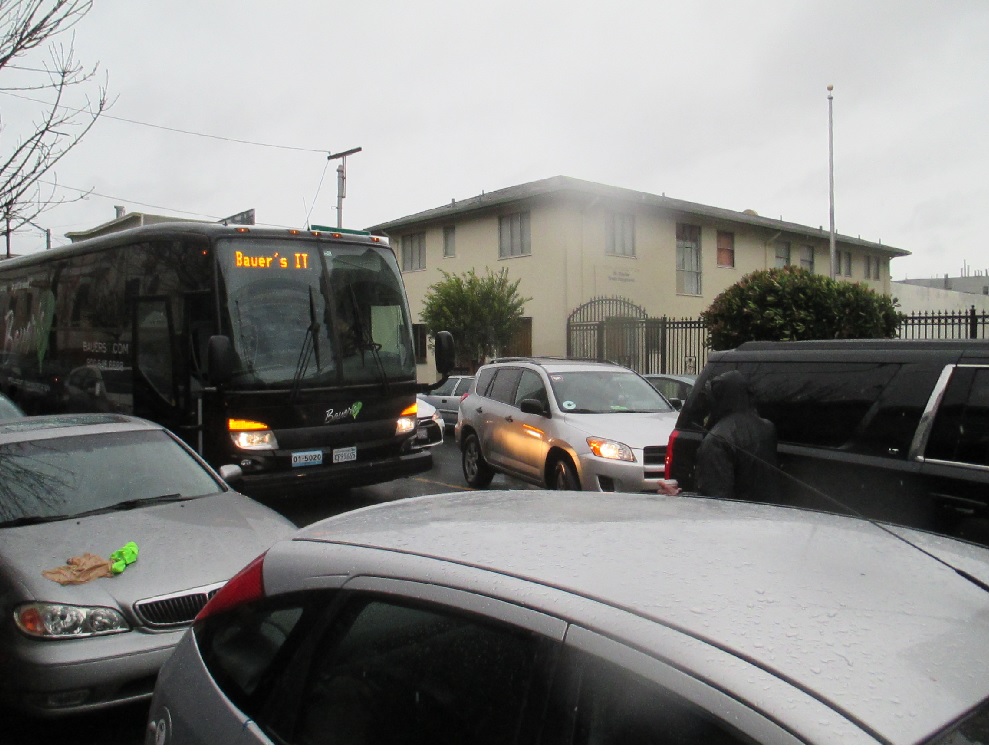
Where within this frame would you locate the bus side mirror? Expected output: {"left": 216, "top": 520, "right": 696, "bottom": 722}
{"left": 434, "top": 330, "right": 454, "bottom": 375}
{"left": 207, "top": 335, "right": 236, "bottom": 386}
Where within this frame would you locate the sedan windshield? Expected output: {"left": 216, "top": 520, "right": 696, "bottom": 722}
{"left": 0, "top": 430, "right": 223, "bottom": 525}
{"left": 216, "top": 237, "right": 416, "bottom": 388}
{"left": 549, "top": 371, "right": 675, "bottom": 414}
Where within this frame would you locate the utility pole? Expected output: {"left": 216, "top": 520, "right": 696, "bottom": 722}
{"left": 327, "top": 147, "right": 362, "bottom": 228}
{"left": 828, "top": 84, "right": 837, "bottom": 278}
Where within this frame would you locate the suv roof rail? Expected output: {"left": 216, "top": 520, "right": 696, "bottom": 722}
{"left": 488, "top": 356, "right": 620, "bottom": 366}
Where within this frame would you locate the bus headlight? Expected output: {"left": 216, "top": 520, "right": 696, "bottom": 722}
{"left": 396, "top": 403, "right": 418, "bottom": 436}
{"left": 229, "top": 419, "right": 278, "bottom": 450}
{"left": 586, "top": 436, "right": 636, "bottom": 463}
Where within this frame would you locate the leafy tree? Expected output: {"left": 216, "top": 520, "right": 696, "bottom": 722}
{"left": 1, "top": 0, "right": 109, "bottom": 257}
{"left": 420, "top": 268, "right": 531, "bottom": 370}
{"left": 702, "top": 266, "right": 904, "bottom": 351}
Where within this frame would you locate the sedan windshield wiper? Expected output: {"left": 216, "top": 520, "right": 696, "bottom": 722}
{"left": 0, "top": 514, "right": 74, "bottom": 529}
{"left": 99, "top": 493, "right": 184, "bottom": 513}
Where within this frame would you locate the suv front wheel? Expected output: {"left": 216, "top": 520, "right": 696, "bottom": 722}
{"left": 462, "top": 433, "right": 494, "bottom": 488}
{"left": 552, "top": 456, "right": 581, "bottom": 491}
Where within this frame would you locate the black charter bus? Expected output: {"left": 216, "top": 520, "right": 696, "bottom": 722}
{"left": 0, "top": 222, "right": 452, "bottom": 499}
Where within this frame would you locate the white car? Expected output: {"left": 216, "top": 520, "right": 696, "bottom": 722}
{"left": 414, "top": 397, "right": 445, "bottom": 448}
{"left": 457, "top": 358, "right": 678, "bottom": 492}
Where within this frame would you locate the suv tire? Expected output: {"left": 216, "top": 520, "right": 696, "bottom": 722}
{"left": 552, "top": 456, "right": 581, "bottom": 491}
{"left": 462, "top": 433, "right": 494, "bottom": 488}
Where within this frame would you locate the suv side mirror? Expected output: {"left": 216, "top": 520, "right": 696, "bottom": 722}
{"left": 520, "top": 398, "right": 549, "bottom": 417}
{"left": 207, "top": 335, "right": 236, "bottom": 386}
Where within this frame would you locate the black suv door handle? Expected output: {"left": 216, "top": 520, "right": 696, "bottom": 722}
{"left": 505, "top": 416, "right": 514, "bottom": 423}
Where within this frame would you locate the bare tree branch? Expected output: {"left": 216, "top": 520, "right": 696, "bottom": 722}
{"left": 0, "top": 0, "right": 107, "bottom": 256}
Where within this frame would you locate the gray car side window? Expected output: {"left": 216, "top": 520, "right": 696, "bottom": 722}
{"left": 487, "top": 367, "right": 523, "bottom": 405}
{"left": 278, "top": 593, "right": 556, "bottom": 744}
{"left": 515, "top": 369, "right": 548, "bottom": 409}
{"left": 542, "top": 626, "right": 799, "bottom": 744}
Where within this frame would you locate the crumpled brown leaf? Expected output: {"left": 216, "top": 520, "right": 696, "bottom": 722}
{"left": 43, "top": 553, "right": 113, "bottom": 585}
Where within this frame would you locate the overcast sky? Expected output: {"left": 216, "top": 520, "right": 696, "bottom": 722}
{"left": 4, "top": 0, "right": 988, "bottom": 281}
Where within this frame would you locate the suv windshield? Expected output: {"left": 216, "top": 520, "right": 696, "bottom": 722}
{"left": 549, "top": 370, "right": 674, "bottom": 414}
{"left": 216, "top": 237, "right": 416, "bottom": 388}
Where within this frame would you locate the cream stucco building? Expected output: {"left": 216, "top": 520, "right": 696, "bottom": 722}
{"left": 368, "top": 176, "right": 910, "bottom": 379}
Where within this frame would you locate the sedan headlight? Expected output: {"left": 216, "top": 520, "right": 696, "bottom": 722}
{"left": 229, "top": 418, "right": 278, "bottom": 450}
{"left": 14, "top": 602, "right": 130, "bottom": 639}
{"left": 586, "top": 436, "right": 636, "bottom": 463}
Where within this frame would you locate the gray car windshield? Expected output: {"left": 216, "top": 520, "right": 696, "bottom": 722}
{"left": 216, "top": 237, "right": 416, "bottom": 388}
{"left": 550, "top": 371, "right": 674, "bottom": 414}
{"left": 0, "top": 431, "right": 222, "bottom": 524}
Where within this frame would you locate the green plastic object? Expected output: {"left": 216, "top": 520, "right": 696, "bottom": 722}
{"left": 109, "top": 541, "right": 139, "bottom": 575}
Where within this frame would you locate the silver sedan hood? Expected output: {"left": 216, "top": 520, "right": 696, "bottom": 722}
{"left": 0, "top": 492, "right": 296, "bottom": 611}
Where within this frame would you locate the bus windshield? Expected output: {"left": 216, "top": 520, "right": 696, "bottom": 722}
{"left": 216, "top": 236, "right": 416, "bottom": 388}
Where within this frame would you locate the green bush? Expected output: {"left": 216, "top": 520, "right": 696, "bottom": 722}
{"left": 701, "top": 267, "right": 904, "bottom": 351}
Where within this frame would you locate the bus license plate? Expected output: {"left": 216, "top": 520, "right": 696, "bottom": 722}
{"left": 291, "top": 450, "right": 323, "bottom": 468}
{"left": 332, "top": 446, "right": 357, "bottom": 463}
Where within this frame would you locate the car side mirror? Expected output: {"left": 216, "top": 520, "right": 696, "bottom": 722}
{"left": 218, "top": 464, "right": 243, "bottom": 489}
{"left": 669, "top": 397, "right": 683, "bottom": 410}
{"left": 520, "top": 398, "right": 548, "bottom": 417}
{"left": 207, "top": 335, "right": 236, "bottom": 386}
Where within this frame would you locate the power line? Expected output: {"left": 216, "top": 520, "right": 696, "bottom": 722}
{"left": 0, "top": 90, "right": 328, "bottom": 154}
{"left": 39, "top": 179, "right": 221, "bottom": 220}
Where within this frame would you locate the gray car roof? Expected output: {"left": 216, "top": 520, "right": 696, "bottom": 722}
{"left": 294, "top": 490, "right": 989, "bottom": 743}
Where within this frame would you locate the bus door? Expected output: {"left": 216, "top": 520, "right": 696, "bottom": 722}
{"left": 183, "top": 290, "right": 218, "bottom": 457}
{"left": 132, "top": 295, "right": 187, "bottom": 443}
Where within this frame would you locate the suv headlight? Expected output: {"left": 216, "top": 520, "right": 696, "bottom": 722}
{"left": 15, "top": 602, "right": 130, "bottom": 639}
{"left": 587, "top": 436, "right": 636, "bottom": 463}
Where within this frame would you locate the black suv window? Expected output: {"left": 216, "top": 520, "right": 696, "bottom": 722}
{"left": 926, "top": 366, "right": 989, "bottom": 467}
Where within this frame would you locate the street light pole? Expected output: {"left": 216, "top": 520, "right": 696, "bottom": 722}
{"left": 327, "top": 146, "right": 362, "bottom": 228}
{"left": 828, "top": 84, "right": 837, "bottom": 278}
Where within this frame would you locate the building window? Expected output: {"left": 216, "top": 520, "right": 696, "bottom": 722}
{"left": 412, "top": 323, "right": 427, "bottom": 364}
{"left": 842, "top": 251, "right": 852, "bottom": 277}
{"left": 799, "top": 244, "right": 815, "bottom": 273}
{"left": 872, "top": 255, "right": 882, "bottom": 280}
{"left": 676, "top": 223, "right": 701, "bottom": 296}
{"left": 443, "top": 226, "right": 456, "bottom": 258}
{"left": 499, "top": 212, "right": 531, "bottom": 258}
{"left": 716, "top": 231, "right": 734, "bottom": 267}
{"left": 606, "top": 213, "right": 635, "bottom": 257}
{"left": 775, "top": 241, "right": 791, "bottom": 268}
{"left": 401, "top": 233, "right": 425, "bottom": 272}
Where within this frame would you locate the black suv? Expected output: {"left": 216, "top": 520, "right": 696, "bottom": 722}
{"left": 667, "top": 339, "right": 989, "bottom": 545}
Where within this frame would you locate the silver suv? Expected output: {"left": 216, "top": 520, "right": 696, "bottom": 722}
{"left": 456, "top": 358, "right": 679, "bottom": 492}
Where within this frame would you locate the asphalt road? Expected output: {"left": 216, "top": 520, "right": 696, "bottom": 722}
{"left": 0, "top": 434, "right": 537, "bottom": 744}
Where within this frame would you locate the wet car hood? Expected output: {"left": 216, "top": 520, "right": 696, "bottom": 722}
{"left": 563, "top": 410, "right": 679, "bottom": 449}
{"left": 0, "top": 491, "right": 296, "bottom": 610}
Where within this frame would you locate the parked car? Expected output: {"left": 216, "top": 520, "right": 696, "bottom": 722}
{"left": 413, "top": 397, "right": 445, "bottom": 448}
{"left": 0, "top": 413, "right": 297, "bottom": 716}
{"left": 418, "top": 375, "right": 474, "bottom": 426}
{"left": 642, "top": 373, "right": 696, "bottom": 409}
{"left": 0, "top": 393, "right": 25, "bottom": 419}
{"left": 456, "top": 357, "right": 678, "bottom": 492}
{"left": 146, "top": 490, "right": 989, "bottom": 744}
{"left": 667, "top": 339, "right": 989, "bottom": 545}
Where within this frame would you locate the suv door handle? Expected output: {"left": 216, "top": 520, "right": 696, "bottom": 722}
{"left": 505, "top": 416, "right": 514, "bottom": 423}
{"left": 932, "top": 492, "right": 986, "bottom": 516}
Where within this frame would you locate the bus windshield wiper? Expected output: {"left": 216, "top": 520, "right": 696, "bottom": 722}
{"left": 346, "top": 282, "right": 389, "bottom": 394}
{"left": 290, "top": 286, "right": 322, "bottom": 402}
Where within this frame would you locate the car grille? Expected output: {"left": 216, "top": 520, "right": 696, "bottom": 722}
{"left": 643, "top": 446, "right": 666, "bottom": 465}
{"left": 134, "top": 582, "right": 225, "bottom": 628}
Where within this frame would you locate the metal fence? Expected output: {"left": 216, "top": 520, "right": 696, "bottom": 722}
{"left": 566, "top": 301, "right": 989, "bottom": 375}
{"left": 898, "top": 306, "right": 989, "bottom": 340}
